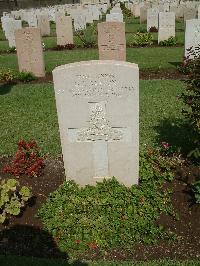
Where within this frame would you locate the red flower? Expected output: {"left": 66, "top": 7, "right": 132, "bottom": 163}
{"left": 74, "top": 239, "right": 81, "bottom": 244}
{"left": 161, "top": 142, "right": 169, "bottom": 150}
{"left": 87, "top": 242, "right": 98, "bottom": 250}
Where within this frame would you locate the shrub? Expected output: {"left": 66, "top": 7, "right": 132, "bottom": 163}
{"left": 16, "top": 71, "right": 36, "bottom": 82}
{"left": 120, "top": 2, "right": 132, "bottom": 18}
{"left": 128, "top": 32, "right": 153, "bottom": 46}
{"left": 180, "top": 46, "right": 200, "bottom": 162}
{"left": 38, "top": 149, "right": 174, "bottom": 256}
{"left": 192, "top": 180, "right": 200, "bottom": 204}
{"left": 56, "top": 44, "right": 75, "bottom": 50}
{"left": 159, "top": 37, "right": 177, "bottom": 46}
{"left": 3, "top": 140, "right": 45, "bottom": 178}
{"left": 7, "top": 47, "right": 16, "bottom": 53}
{"left": 0, "top": 178, "right": 32, "bottom": 224}
{"left": 0, "top": 68, "right": 16, "bottom": 83}
{"left": 149, "top": 26, "right": 158, "bottom": 32}
{"left": 76, "top": 25, "right": 97, "bottom": 48}
{"left": 137, "top": 27, "right": 147, "bottom": 33}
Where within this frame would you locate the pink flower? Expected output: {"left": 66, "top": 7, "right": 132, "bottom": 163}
{"left": 161, "top": 142, "right": 169, "bottom": 149}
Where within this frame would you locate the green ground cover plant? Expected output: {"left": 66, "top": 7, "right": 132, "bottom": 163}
{"left": 159, "top": 37, "right": 177, "bottom": 47}
{"left": 180, "top": 46, "right": 200, "bottom": 162}
{"left": 38, "top": 148, "right": 174, "bottom": 256}
{"left": 0, "top": 178, "right": 32, "bottom": 223}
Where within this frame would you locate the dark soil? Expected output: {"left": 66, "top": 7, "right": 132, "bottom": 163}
{"left": 0, "top": 156, "right": 200, "bottom": 261}
{"left": 0, "top": 69, "right": 188, "bottom": 89}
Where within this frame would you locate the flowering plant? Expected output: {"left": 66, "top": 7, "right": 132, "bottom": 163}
{"left": 3, "top": 140, "right": 45, "bottom": 177}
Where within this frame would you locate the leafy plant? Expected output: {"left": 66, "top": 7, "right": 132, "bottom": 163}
{"left": 38, "top": 149, "right": 174, "bottom": 256}
{"left": 137, "top": 27, "right": 147, "bottom": 33}
{"left": 76, "top": 25, "right": 97, "bottom": 48}
{"left": 159, "top": 37, "right": 177, "bottom": 46}
{"left": 3, "top": 140, "right": 45, "bottom": 177}
{"left": 7, "top": 47, "right": 16, "bottom": 53}
{"left": 180, "top": 45, "right": 200, "bottom": 162}
{"left": 120, "top": 2, "right": 132, "bottom": 18}
{"left": 128, "top": 32, "right": 153, "bottom": 46}
{"left": 192, "top": 180, "right": 200, "bottom": 204}
{"left": 149, "top": 26, "right": 158, "bottom": 32}
{"left": 0, "top": 178, "right": 32, "bottom": 224}
{"left": 0, "top": 68, "right": 16, "bottom": 83}
{"left": 16, "top": 71, "right": 36, "bottom": 82}
{"left": 56, "top": 44, "right": 75, "bottom": 50}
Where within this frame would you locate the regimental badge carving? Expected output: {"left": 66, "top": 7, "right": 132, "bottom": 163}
{"left": 77, "top": 103, "right": 123, "bottom": 141}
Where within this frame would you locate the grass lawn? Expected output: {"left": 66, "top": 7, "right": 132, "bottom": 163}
{"left": 0, "top": 46, "right": 184, "bottom": 72}
{"left": 0, "top": 256, "right": 199, "bottom": 266}
{"left": 0, "top": 79, "right": 187, "bottom": 157}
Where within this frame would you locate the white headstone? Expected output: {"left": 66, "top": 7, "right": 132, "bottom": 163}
{"left": 147, "top": 8, "right": 159, "bottom": 31}
{"left": 185, "top": 19, "right": 200, "bottom": 58}
{"left": 158, "top": 12, "right": 175, "bottom": 43}
{"left": 106, "top": 13, "right": 123, "bottom": 22}
{"left": 52, "top": 60, "right": 139, "bottom": 187}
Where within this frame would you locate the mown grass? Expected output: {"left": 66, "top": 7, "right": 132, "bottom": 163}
{"left": 0, "top": 256, "right": 199, "bottom": 266}
{"left": 0, "top": 80, "right": 187, "bottom": 157}
{"left": 0, "top": 46, "right": 184, "bottom": 72}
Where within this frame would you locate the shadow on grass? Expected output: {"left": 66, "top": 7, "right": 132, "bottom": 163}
{"left": 168, "top": 61, "right": 182, "bottom": 68}
{"left": 154, "top": 118, "right": 195, "bottom": 154}
{"left": 0, "top": 224, "right": 88, "bottom": 266}
{"left": 0, "top": 83, "right": 16, "bottom": 95}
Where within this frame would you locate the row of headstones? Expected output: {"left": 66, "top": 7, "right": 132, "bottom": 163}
{"left": 127, "top": 2, "right": 200, "bottom": 23}
{"left": 1, "top": 3, "right": 110, "bottom": 48}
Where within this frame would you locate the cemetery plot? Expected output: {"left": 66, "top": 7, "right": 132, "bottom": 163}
{"left": 0, "top": 0, "right": 200, "bottom": 264}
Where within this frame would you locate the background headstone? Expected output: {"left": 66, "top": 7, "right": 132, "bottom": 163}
{"left": 185, "top": 19, "right": 200, "bottom": 58}
{"left": 56, "top": 14, "right": 73, "bottom": 45}
{"left": 158, "top": 12, "right": 175, "bottom": 43}
{"left": 15, "top": 27, "right": 45, "bottom": 77}
{"left": 98, "top": 22, "right": 126, "bottom": 61}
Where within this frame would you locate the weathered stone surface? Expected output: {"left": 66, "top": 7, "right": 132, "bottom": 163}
{"left": 147, "top": 8, "right": 159, "bottom": 31}
{"left": 37, "top": 13, "right": 50, "bottom": 36}
{"left": 106, "top": 13, "right": 123, "bottom": 22}
{"left": 52, "top": 60, "right": 139, "bottom": 186}
{"left": 56, "top": 14, "right": 73, "bottom": 45}
{"left": 184, "top": 8, "right": 197, "bottom": 21}
{"left": 15, "top": 27, "right": 45, "bottom": 77}
{"left": 140, "top": 7, "right": 147, "bottom": 24}
{"left": 98, "top": 22, "right": 126, "bottom": 61}
{"left": 158, "top": 12, "right": 175, "bottom": 43}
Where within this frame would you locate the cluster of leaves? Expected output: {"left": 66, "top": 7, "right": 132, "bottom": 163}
{"left": 128, "top": 32, "right": 153, "bottom": 47}
{"left": 76, "top": 25, "right": 97, "bottom": 48}
{"left": 3, "top": 140, "right": 45, "bottom": 177}
{"left": 159, "top": 37, "right": 177, "bottom": 47}
{"left": 0, "top": 68, "right": 36, "bottom": 83}
{"left": 7, "top": 47, "right": 16, "bottom": 53}
{"left": 180, "top": 46, "right": 200, "bottom": 162}
{"left": 17, "top": 71, "right": 36, "bottom": 82}
{"left": 56, "top": 44, "right": 75, "bottom": 50}
{"left": 120, "top": 2, "right": 132, "bottom": 18}
{"left": 149, "top": 26, "right": 158, "bottom": 32}
{"left": 137, "top": 27, "right": 147, "bottom": 33}
{"left": 192, "top": 180, "right": 200, "bottom": 204}
{"left": 38, "top": 149, "right": 174, "bottom": 256}
{"left": 0, "top": 178, "right": 32, "bottom": 224}
{"left": 0, "top": 68, "right": 16, "bottom": 83}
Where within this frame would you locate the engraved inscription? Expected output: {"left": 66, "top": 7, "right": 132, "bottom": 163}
{"left": 70, "top": 73, "right": 135, "bottom": 97}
